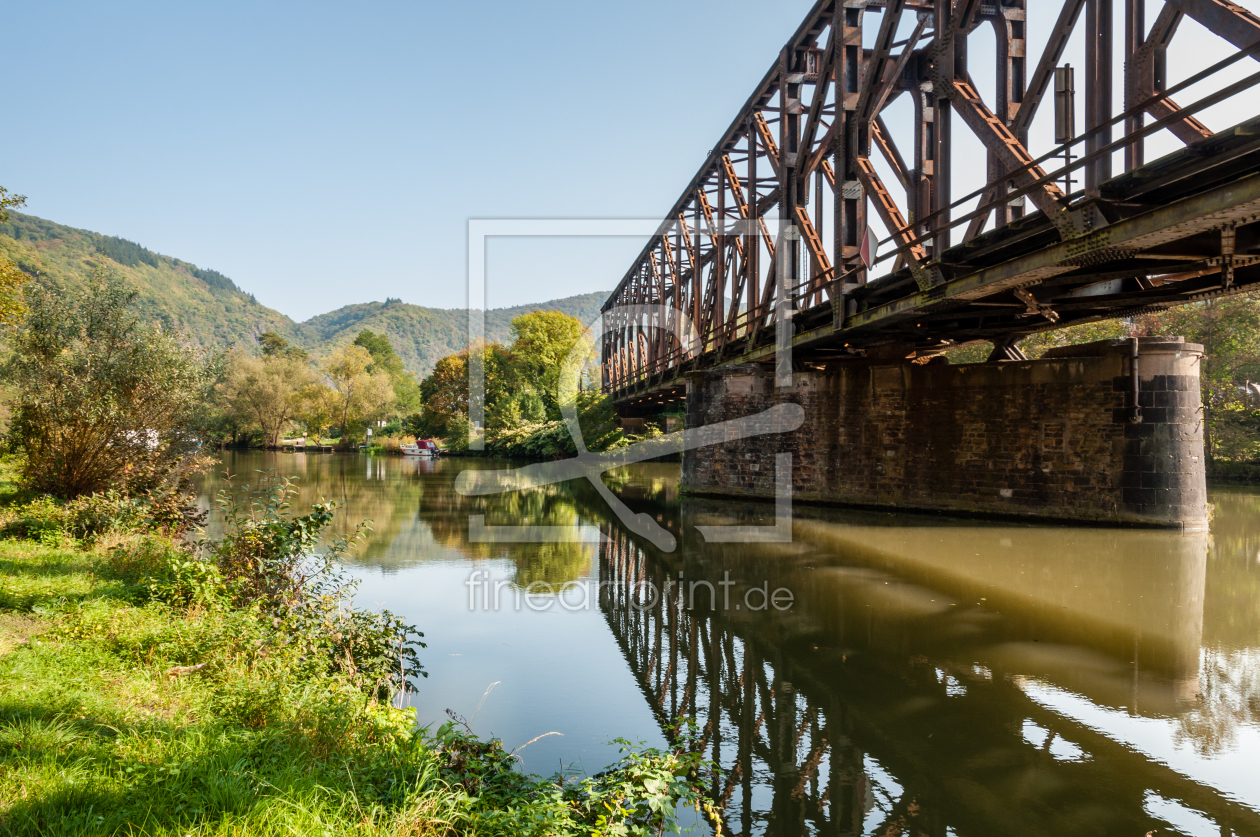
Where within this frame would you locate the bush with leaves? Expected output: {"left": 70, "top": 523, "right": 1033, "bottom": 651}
{"left": 485, "top": 392, "right": 627, "bottom": 460}
{"left": 428, "top": 717, "right": 723, "bottom": 836}
{"left": 3, "top": 268, "right": 221, "bottom": 500}
{"left": 0, "top": 496, "right": 67, "bottom": 545}
{"left": 202, "top": 472, "right": 425, "bottom": 699}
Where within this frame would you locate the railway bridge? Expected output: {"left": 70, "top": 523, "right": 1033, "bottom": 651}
{"left": 599, "top": 0, "right": 1260, "bottom": 528}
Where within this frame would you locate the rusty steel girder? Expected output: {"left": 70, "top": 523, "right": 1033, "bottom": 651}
{"left": 602, "top": 0, "right": 1260, "bottom": 405}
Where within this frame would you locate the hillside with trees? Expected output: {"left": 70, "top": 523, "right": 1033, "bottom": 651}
{"left": 299, "top": 291, "right": 609, "bottom": 378}
{"left": 0, "top": 212, "right": 298, "bottom": 350}
{"left": 0, "top": 211, "right": 608, "bottom": 377}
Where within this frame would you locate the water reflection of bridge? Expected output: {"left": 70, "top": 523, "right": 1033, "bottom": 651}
{"left": 596, "top": 508, "right": 1258, "bottom": 836}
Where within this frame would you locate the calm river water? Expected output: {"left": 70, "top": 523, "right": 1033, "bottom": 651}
{"left": 197, "top": 450, "right": 1260, "bottom": 836}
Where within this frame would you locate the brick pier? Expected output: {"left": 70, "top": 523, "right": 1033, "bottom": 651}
{"left": 681, "top": 337, "right": 1208, "bottom": 529}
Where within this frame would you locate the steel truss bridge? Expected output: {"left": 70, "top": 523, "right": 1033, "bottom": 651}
{"left": 600, "top": 0, "right": 1260, "bottom": 408}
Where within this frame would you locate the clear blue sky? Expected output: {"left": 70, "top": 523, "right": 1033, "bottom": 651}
{"left": 4, "top": 0, "right": 818, "bottom": 319}
{"left": 6, "top": 1, "right": 1251, "bottom": 320}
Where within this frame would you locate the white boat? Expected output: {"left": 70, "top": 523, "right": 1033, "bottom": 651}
{"left": 401, "top": 438, "right": 441, "bottom": 457}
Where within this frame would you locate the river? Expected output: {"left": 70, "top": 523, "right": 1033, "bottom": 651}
{"left": 196, "top": 450, "right": 1260, "bottom": 836}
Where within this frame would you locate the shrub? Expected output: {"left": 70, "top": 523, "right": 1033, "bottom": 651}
{"left": 3, "top": 268, "right": 220, "bottom": 499}
{"left": 63, "top": 490, "right": 146, "bottom": 542}
{"left": 0, "top": 486, "right": 205, "bottom": 548}
{"left": 103, "top": 534, "right": 225, "bottom": 608}
{"left": 204, "top": 472, "right": 425, "bottom": 700}
{"left": 0, "top": 496, "right": 66, "bottom": 545}
{"left": 368, "top": 434, "right": 405, "bottom": 455}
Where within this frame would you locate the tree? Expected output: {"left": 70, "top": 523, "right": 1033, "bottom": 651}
{"left": 323, "top": 344, "right": 394, "bottom": 445}
{"left": 0, "top": 256, "right": 28, "bottom": 327}
{"left": 508, "top": 311, "right": 587, "bottom": 418}
{"left": 0, "top": 186, "right": 29, "bottom": 325}
{"left": 4, "top": 268, "right": 219, "bottom": 498}
{"left": 353, "top": 329, "right": 421, "bottom": 412}
{"left": 257, "top": 331, "right": 308, "bottom": 361}
{"left": 218, "top": 349, "right": 314, "bottom": 448}
{"left": 0, "top": 185, "right": 24, "bottom": 224}
{"left": 296, "top": 382, "right": 337, "bottom": 442}
{"left": 417, "top": 350, "right": 468, "bottom": 440}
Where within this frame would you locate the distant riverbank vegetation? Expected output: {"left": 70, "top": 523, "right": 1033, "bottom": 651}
{"left": 0, "top": 190, "right": 718, "bottom": 835}
{"left": 947, "top": 298, "right": 1260, "bottom": 477}
{"left": 410, "top": 310, "right": 637, "bottom": 459}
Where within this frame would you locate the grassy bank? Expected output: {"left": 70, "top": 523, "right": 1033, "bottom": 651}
{"left": 0, "top": 477, "right": 715, "bottom": 835}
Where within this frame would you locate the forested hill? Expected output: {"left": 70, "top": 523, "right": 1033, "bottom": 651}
{"left": 0, "top": 212, "right": 299, "bottom": 348}
{"left": 301, "top": 293, "right": 610, "bottom": 378}
{"left": 0, "top": 212, "right": 608, "bottom": 377}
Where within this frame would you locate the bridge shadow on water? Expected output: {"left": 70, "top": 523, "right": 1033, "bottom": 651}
{"left": 597, "top": 485, "right": 1259, "bottom": 836}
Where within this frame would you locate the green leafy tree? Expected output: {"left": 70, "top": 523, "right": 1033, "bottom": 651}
{"left": 296, "top": 381, "right": 337, "bottom": 442}
{"left": 0, "top": 186, "right": 29, "bottom": 325}
{"left": 353, "top": 329, "right": 421, "bottom": 412}
{"left": 508, "top": 310, "right": 587, "bottom": 419}
{"left": 416, "top": 350, "right": 468, "bottom": 439}
{"left": 0, "top": 185, "right": 24, "bottom": 224}
{"left": 0, "top": 255, "right": 28, "bottom": 327}
{"left": 323, "top": 344, "right": 395, "bottom": 445}
{"left": 257, "top": 330, "right": 308, "bottom": 361}
{"left": 4, "top": 268, "right": 220, "bottom": 498}
{"left": 217, "top": 349, "right": 315, "bottom": 448}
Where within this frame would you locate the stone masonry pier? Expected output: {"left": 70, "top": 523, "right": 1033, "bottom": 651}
{"left": 681, "top": 338, "right": 1208, "bottom": 529}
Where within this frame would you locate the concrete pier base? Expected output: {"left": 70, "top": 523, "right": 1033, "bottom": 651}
{"left": 682, "top": 337, "right": 1208, "bottom": 529}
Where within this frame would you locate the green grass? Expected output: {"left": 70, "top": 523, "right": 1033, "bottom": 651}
{"left": 0, "top": 455, "right": 715, "bottom": 835}
{"left": 0, "top": 538, "right": 463, "bottom": 836}
{"left": 0, "top": 538, "right": 715, "bottom": 835}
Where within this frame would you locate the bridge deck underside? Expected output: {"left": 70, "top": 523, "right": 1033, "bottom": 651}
{"left": 611, "top": 119, "right": 1260, "bottom": 408}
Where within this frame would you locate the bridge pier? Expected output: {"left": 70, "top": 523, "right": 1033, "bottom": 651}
{"left": 682, "top": 338, "right": 1207, "bottom": 530}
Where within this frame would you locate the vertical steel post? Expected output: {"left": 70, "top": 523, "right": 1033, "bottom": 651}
{"left": 933, "top": 0, "right": 954, "bottom": 257}
{"left": 779, "top": 46, "right": 800, "bottom": 309}
{"left": 993, "top": 2, "right": 1028, "bottom": 228}
{"left": 717, "top": 170, "right": 728, "bottom": 348}
{"left": 748, "top": 118, "right": 760, "bottom": 330}
{"left": 836, "top": 3, "right": 864, "bottom": 285}
{"left": 1085, "top": 0, "right": 1113, "bottom": 194}
{"left": 1124, "top": 0, "right": 1145, "bottom": 171}
{"left": 692, "top": 200, "right": 703, "bottom": 350}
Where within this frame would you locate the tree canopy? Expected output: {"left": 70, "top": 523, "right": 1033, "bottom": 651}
{"left": 218, "top": 349, "right": 315, "bottom": 448}
{"left": 353, "top": 329, "right": 421, "bottom": 412}
{"left": 0, "top": 186, "right": 28, "bottom": 325}
{"left": 258, "top": 331, "right": 308, "bottom": 361}
{"left": 323, "top": 344, "right": 395, "bottom": 442}
{"left": 4, "top": 268, "right": 219, "bottom": 498}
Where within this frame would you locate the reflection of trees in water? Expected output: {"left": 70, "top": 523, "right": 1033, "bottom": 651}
{"left": 422, "top": 479, "right": 594, "bottom": 586}
{"left": 1204, "top": 490, "right": 1260, "bottom": 649}
{"left": 203, "top": 452, "right": 414, "bottom": 561}
{"left": 1190, "top": 489, "right": 1260, "bottom": 755}
{"left": 206, "top": 452, "right": 600, "bottom": 586}
{"left": 1177, "top": 648, "right": 1260, "bottom": 756}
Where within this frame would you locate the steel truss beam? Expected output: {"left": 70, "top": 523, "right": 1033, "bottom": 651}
{"left": 602, "top": 0, "right": 1260, "bottom": 400}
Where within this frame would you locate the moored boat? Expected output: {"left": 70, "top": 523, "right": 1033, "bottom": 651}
{"left": 401, "top": 438, "right": 442, "bottom": 457}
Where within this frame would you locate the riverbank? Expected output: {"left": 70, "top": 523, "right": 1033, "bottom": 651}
{"left": 0, "top": 472, "right": 714, "bottom": 835}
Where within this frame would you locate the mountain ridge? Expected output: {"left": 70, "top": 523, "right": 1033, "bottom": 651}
{"left": 0, "top": 211, "right": 609, "bottom": 377}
